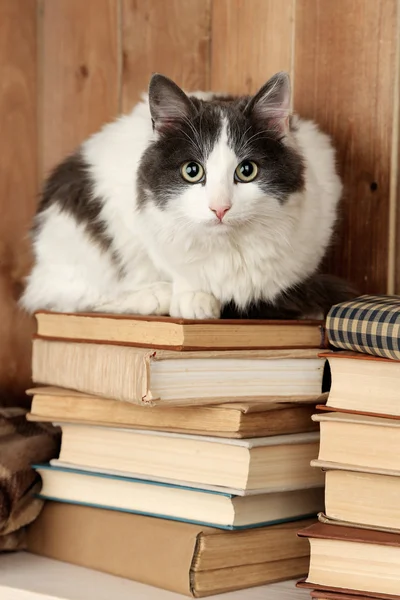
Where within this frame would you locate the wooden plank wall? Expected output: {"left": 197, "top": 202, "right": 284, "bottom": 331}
{"left": 0, "top": 0, "right": 37, "bottom": 405}
{"left": 0, "top": 0, "right": 399, "bottom": 401}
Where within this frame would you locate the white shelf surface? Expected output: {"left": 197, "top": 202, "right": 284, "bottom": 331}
{"left": 0, "top": 552, "right": 310, "bottom": 600}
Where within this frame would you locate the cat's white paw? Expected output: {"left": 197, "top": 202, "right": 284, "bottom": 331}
{"left": 95, "top": 283, "right": 172, "bottom": 315}
{"left": 170, "top": 291, "right": 221, "bottom": 320}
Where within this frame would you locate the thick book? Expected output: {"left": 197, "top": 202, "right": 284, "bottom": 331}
{"left": 321, "top": 467, "right": 400, "bottom": 533}
{"left": 319, "top": 351, "right": 400, "bottom": 418}
{"left": 52, "top": 425, "right": 323, "bottom": 492}
{"left": 26, "top": 387, "right": 321, "bottom": 438}
{"left": 0, "top": 555, "right": 308, "bottom": 600}
{"left": 32, "top": 340, "right": 325, "bottom": 406}
{"left": 34, "top": 310, "right": 325, "bottom": 351}
{"left": 27, "top": 502, "right": 314, "bottom": 597}
{"left": 311, "top": 412, "right": 400, "bottom": 473}
{"left": 34, "top": 464, "right": 324, "bottom": 530}
{"left": 326, "top": 295, "right": 400, "bottom": 360}
{"left": 298, "top": 522, "right": 400, "bottom": 596}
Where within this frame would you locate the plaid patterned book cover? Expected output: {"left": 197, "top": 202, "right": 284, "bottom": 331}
{"left": 326, "top": 295, "right": 400, "bottom": 360}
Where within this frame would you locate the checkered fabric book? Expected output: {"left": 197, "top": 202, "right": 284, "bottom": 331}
{"left": 326, "top": 295, "right": 400, "bottom": 360}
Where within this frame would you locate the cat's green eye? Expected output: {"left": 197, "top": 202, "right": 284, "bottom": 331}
{"left": 181, "top": 161, "right": 205, "bottom": 183}
{"left": 235, "top": 160, "right": 258, "bottom": 183}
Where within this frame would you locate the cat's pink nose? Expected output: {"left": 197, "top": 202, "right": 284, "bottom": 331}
{"left": 210, "top": 206, "right": 231, "bottom": 221}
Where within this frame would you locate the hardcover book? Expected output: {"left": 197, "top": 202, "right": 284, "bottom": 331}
{"left": 298, "top": 522, "right": 400, "bottom": 596}
{"left": 34, "top": 464, "right": 324, "bottom": 530}
{"left": 34, "top": 310, "right": 325, "bottom": 351}
{"left": 32, "top": 340, "right": 325, "bottom": 406}
{"left": 28, "top": 502, "right": 314, "bottom": 597}
{"left": 26, "top": 386, "right": 321, "bottom": 438}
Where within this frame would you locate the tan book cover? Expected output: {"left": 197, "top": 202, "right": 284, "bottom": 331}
{"left": 35, "top": 310, "right": 325, "bottom": 351}
{"left": 26, "top": 386, "right": 321, "bottom": 438}
{"left": 32, "top": 339, "right": 325, "bottom": 406}
{"left": 27, "top": 502, "right": 313, "bottom": 597}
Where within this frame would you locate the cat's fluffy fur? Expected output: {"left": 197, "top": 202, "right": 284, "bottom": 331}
{"left": 21, "top": 72, "right": 343, "bottom": 319}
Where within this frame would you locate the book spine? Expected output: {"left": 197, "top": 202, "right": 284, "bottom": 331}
{"left": 27, "top": 502, "right": 196, "bottom": 596}
{"left": 326, "top": 298, "right": 400, "bottom": 360}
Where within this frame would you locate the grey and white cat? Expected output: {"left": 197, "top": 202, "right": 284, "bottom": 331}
{"left": 21, "top": 72, "right": 345, "bottom": 320}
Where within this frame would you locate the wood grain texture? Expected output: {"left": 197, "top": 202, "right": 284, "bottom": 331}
{"left": 40, "top": 0, "right": 119, "bottom": 176}
{"left": 0, "top": 0, "right": 37, "bottom": 405}
{"left": 121, "top": 0, "right": 211, "bottom": 111}
{"left": 210, "top": 0, "right": 294, "bottom": 94}
{"left": 294, "top": 0, "right": 398, "bottom": 294}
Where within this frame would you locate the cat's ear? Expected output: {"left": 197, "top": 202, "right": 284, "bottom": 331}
{"left": 149, "top": 74, "right": 195, "bottom": 134}
{"left": 245, "top": 72, "right": 291, "bottom": 135}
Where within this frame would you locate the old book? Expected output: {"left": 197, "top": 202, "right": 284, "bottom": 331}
{"left": 298, "top": 522, "right": 400, "bottom": 596}
{"left": 326, "top": 295, "right": 400, "bottom": 360}
{"left": 311, "top": 412, "right": 400, "bottom": 473}
{"left": 319, "top": 351, "right": 400, "bottom": 417}
{"left": 34, "top": 464, "right": 324, "bottom": 530}
{"left": 34, "top": 310, "right": 325, "bottom": 351}
{"left": 26, "top": 387, "right": 320, "bottom": 438}
{"left": 27, "top": 502, "right": 313, "bottom": 597}
{"left": 0, "top": 555, "right": 310, "bottom": 600}
{"left": 52, "top": 426, "right": 323, "bottom": 492}
{"left": 32, "top": 340, "right": 325, "bottom": 406}
{"left": 320, "top": 468, "right": 400, "bottom": 532}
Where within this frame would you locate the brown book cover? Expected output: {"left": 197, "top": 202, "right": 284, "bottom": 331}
{"left": 297, "top": 521, "right": 400, "bottom": 547}
{"left": 27, "top": 502, "right": 312, "bottom": 597}
{"left": 315, "top": 405, "right": 400, "bottom": 420}
{"left": 298, "top": 581, "right": 399, "bottom": 600}
{"left": 34, "top": 310, "right": 326, "bottom": 351}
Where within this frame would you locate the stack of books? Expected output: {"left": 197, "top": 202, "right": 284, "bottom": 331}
{"left": 26, "top": 310, "right": 328, "bottom": 597}
{"left": 298, "top": 295, "right": 400, "bottom": 600}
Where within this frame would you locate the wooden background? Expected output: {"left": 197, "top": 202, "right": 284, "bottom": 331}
{"left": 0, "top": 0, "right": 399, "bottom": 402}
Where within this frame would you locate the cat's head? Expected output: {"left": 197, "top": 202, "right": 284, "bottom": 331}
{"left": 137, "top": 72, "right": 305, "bottom": 232}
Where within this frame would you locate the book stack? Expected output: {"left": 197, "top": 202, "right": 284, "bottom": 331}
{"left": 298, "top": 295, "right": 400, "bottom": 600}
{"left": 26, "top": 311, "right": 328, "bottom": 597}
